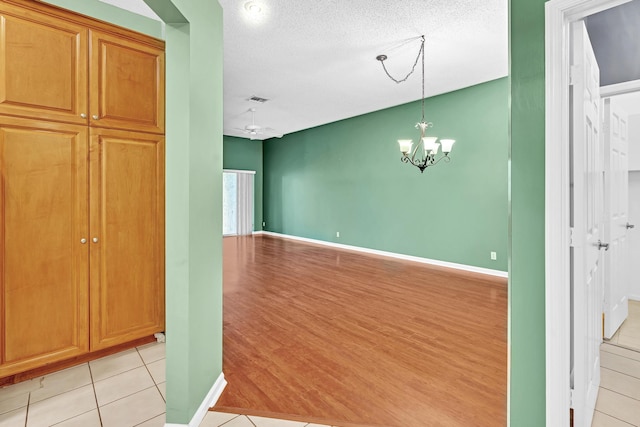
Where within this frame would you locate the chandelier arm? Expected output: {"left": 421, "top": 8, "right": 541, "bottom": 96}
{"left": 428, "top": 154, "right": 452, "bottom": 166}
{"left": 401, "top": 153, "right": 451, "bottom": 172}
{"left": 409, "top": 141, "right": 423, "bottom": 163}
{"left": 400, "top": 156, "right": 423, "bottom": 168}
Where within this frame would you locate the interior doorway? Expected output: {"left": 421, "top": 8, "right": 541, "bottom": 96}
{"left": 546, "top": 0, "right": 640, "bottom": 425}
{"left": 601, "top": 90, "right": 640, "bottom": 351}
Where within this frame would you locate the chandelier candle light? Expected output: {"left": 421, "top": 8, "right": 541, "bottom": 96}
{"left": 376, "top": 35, "right": 455, "bottom": 173}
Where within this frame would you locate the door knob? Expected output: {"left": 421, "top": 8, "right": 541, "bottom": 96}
{"left": 92, "top": 115, "right": 99, "bottom": 120}
{"left": 597, "top": 240, "right": 610, "bottom": 251}
{"left": 92, "top": 237, "right": 99, "bottom": 243}
{"left": 80, "top": 238, "right": 87, "bottom": 244}
{"left": 626, "top": 223, "right": 635, "bottom": 229}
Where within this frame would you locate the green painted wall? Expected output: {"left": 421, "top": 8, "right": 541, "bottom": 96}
{"left": 40, "top": 1, "right": 224, "bottom": 424}
{"left": 509, "top": 0, "right": 547, "bottom": 425}
{"left": 264, "top": 78, "right": 508, "bottom": 272}
{"left": 223, "top": 136, "right": 264, "bottom": 231}
{"left": 42, "top": 0, "right": 162, "bottom": 38}
{"left": 160, "top": 1, "right": 223, "bottom": 424}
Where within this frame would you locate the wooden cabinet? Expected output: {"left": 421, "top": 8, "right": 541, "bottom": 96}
{"left": 0, "top": 3, "right": 88, "bottom": 125}
{"left": 0, "top": 2, "right": 164, "bottom": 133}
{"left": 0, "top": 1, "right": 165, "bottom": 379}
{"left": 89, "top": 128, "right": 165, "bottom": 350}
{"left": 0, "top": 117, "right": 89, "bottom": 375}
{"left": 90, "top": 31, "right": 165, "bottom": 134}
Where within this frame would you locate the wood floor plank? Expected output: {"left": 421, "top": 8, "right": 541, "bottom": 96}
{"left": 214, "top": 236, "right": 507, "bottom": 427}
{"left": 601, "top": 352, "right": 640, "bottom": 380}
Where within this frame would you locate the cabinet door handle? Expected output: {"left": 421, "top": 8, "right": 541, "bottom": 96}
{"left": 92, "top": 115, "right": 99, "bottom": 120}
{"left": 80, "top": 238, "right": 87, "bottom": 244}
{"left": 92, "top": 237, "right": 99, "bottom": 243}
{"left": 626, "top": 223, "right": 635, "bottom": 229}
{"left": 597, "top": 240, "right": 610, "bottom": 251}
{"left": 80, "top": 113, "right": 87, "bottom": 119}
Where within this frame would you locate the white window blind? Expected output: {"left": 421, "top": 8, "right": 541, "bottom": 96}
{"left": 223, "top": 170, "right": 254, "bottom": 236}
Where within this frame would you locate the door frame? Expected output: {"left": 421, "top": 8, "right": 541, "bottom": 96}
{"left": 545, "top": 0, "right": 632, "bottom": 425}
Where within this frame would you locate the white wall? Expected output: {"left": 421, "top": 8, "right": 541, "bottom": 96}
{"left": 628, "top": 114, "right": 640, "bottom": 300}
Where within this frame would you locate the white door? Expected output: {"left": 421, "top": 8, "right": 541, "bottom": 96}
{"left": 603, "top": 98, "right": 630, "bottom": 339}
{"left": 570, "top": 20, "right": 603, "bottom": 427}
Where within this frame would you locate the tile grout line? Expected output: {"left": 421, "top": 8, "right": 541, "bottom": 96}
{"left": 90, "top": 357, "right": 146, "bottom": 383}
{"left": 137, "top": 346, "right": 166, "bottom": 403}
{"left": 132, "top": 345, "right": 166, "bottom": 427}
{"left": 99, "top": 384, "right": 161, "bottom": 410}
{"left": 132, "top": 411, "right": 164, "bottom": 427}
{"left": 23, "top": 392, "right": 30, "bottom": 427}
{"left": 88, "top": 362, "right": 105, "bottom": 427}
{"left": 49, "top": 409, "right": 99, "bottom": 427}
{"left": 217, "top": 414, "right": 242, "bottom": 426}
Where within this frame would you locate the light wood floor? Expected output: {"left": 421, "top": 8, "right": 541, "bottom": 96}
{"left": 592, "top": 343, "right": 640, "bottom": 427}
{"left": 608, "top": 300, "right": 640, "bottom": 351}
{"left": 214, "top": 236, "right": 507, "bottom": 427}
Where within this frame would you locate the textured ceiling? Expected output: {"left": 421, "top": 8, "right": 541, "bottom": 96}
{"left": 100, "top": 0, "right": 508, "bottom": 140}
{"left": 219, "top": 0, "right": 508, "bottom": 140}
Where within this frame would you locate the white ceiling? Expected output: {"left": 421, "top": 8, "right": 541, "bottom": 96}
{"left": 100, "top": 0, "right": 509, "bottom": 140}
{"left": 99, "top": 0, "right": 160, "bottom": 21}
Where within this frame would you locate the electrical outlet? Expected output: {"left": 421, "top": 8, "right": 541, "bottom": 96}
{"left": 490, "top": 251, "right": 497, "bottom": 261}
{"left": 336, "top": 231, "right": 340, "bottom": 238}
{"left": 262, "top": 221, "right": 266, "bottom": 227}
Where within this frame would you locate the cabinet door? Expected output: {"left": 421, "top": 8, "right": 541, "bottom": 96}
{"left": 89, "top": 128, "right": 164, "bottom": 350}
{"left": 89, "top": 30, "right": 165, "bottom": 134}
{"left": 0, "top": 117, "right": 89, "bottom": 377}
{"left": 0, "top": 3, "right": 88, "bottom": 125}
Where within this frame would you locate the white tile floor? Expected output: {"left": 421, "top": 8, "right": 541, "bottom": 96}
{"left": 0, "top": 341, "right": 331, "bottom": 427}
{"left": 592, "top": 343, "right": 640, "bottom": 427}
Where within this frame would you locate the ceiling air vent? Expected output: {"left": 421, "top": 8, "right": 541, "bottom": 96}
{"left": 248, "top": 96, "right": 269, "bottom": 103}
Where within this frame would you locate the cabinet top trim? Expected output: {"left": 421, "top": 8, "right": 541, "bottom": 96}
{"left": 3, "top": 0, "right": 165, "bottom": 49}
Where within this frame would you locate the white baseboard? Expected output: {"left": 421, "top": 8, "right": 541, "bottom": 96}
{"left": 259, "top": 231, "right": 508, "bottom": 278}
{"left": 165, "top": 372, "right": 227, "bottom": 427}
{"left": 630, "top": 294, "right": 640, "bottom": 302}
{"left": 252, "top": 230, "right": 265, "bottom": 235}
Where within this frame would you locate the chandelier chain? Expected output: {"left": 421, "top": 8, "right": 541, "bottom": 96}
{"left": 420, "top": 35, "right": 425, "bottom": 123}
{"left": 378, "top": 36, "right": 425, "bottom": 85}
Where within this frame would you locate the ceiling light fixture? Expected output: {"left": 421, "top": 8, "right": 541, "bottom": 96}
{"left": 244, "top": 1, "right": 262, "bottom": 15}
{"left": 376, "top": 36, "right": 455, "bottom": 173}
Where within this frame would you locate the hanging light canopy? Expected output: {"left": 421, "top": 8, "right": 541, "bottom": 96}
{"left": 376, "top": 36, "right": 455, "bottom": 173}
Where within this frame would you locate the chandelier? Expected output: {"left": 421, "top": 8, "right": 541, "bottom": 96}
{"left": 376, "top": 36, "right": 455, "bottom": 173}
